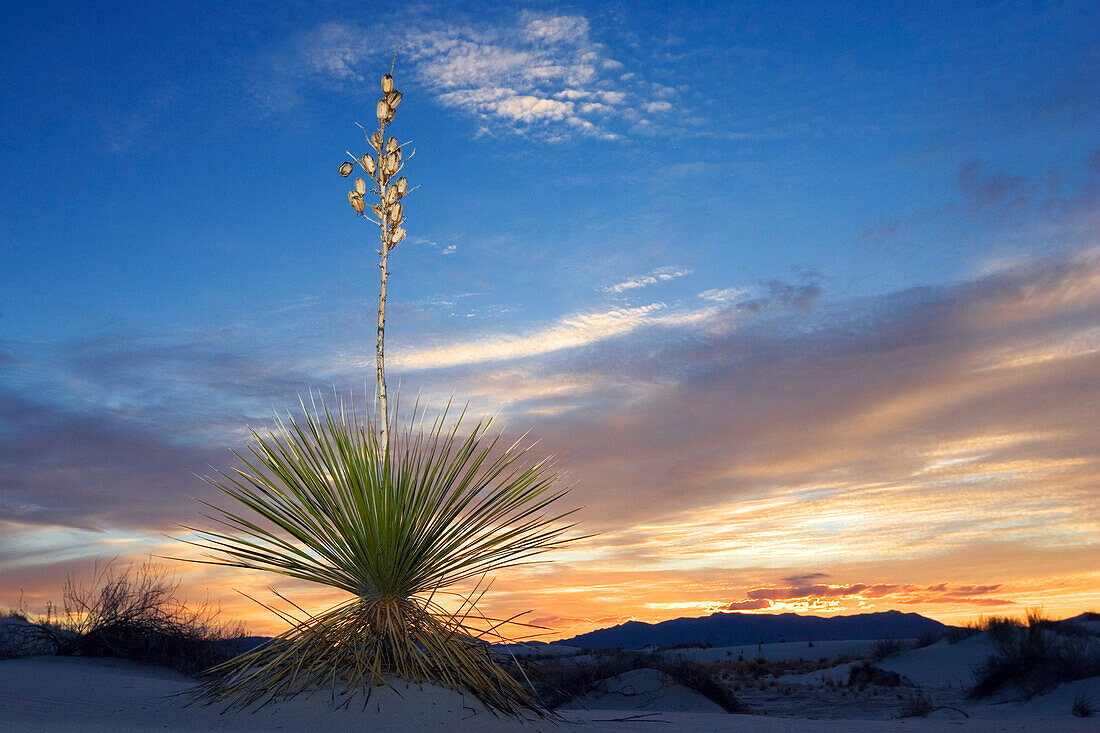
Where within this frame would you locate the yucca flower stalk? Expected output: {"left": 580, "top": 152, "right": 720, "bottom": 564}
{"left": 339, "top": 56, "right": 412, "bottom": 453}
{"left": 184, "top": 396, "right": 577, "bottom": 713}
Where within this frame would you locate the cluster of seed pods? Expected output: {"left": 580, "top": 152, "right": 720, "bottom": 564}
{"left": 339, "top": 72, "right": 409, "bottom": 249}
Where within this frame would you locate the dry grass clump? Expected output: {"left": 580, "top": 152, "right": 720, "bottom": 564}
{"left": 869, "top": 637, "right": 913, "bottom": 661}
{"left": 969, "top": 609, "right": 1100, "bottom": 700}
{"left": 899, "top": 690, "right": 934, "bottom": 717}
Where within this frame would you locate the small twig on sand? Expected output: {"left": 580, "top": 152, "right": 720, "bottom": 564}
{"left": 589, "top": 712, "right": 670, "bottom": 723}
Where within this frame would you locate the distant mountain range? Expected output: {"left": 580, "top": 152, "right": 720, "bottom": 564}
{"left": 551, "top": 610, "right": 953, "bottom": 650}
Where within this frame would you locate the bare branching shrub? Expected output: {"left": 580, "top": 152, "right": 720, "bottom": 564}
{"left": 49, "top": 560, "right": 245, "bottom": 675}
{"left": 1073, "top": 692, "right": 1095, "bottom": 718}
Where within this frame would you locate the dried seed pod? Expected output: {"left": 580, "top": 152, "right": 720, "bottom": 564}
{"left": 395, "top": 177, "right": 408, "bottom": 196}
{"left": 386, "top": 90, "right": 403, "bottom": 109}
{"left": 362, "top": 154, "right": 375, "bottom": 175}
{"left": 390, "top": 227, "right": 406, "bottom": 245}
{"left": 348, "top": 191, "right": 364, "bottom": 214}
{"left": 385, "top": 185, "right": 398, "bottom": 205}
{"left": 371, "top": 132, "right": 383, "bottom": 150}
{"left": 389, "top": 202, "right": 402, "bottom": 222}
{"left": 385, "top": 154, "right": 398, "bottom": 175}
{"left": 385, "top": 136, "right": 399, "bottom": 154}
{"left": 354, "top": 177, "right": 367, "bottom": 195}
{"left": 381, "top": 73, "right": 394, "bottom": 93}
{"left": 376, "top": 100, "right": 391, "bottom": 120}
{"left": 372, "top": 203, "right": 385, "bottom": 218}
{"left": 386, "top": 108, "right": 395, "bottom": 123}
{"left": 339, "top": 161, "right": 354, "bottom": 177}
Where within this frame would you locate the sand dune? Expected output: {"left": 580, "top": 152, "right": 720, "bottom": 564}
{"left": 2, "top": 648, "right": 1098, "bottom": 732}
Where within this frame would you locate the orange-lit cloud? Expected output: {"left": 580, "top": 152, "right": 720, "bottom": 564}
{"left": 2, "top": 248, "right": 1099, "bottom": 639}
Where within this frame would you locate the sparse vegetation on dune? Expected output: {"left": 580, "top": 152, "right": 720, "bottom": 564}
{"left": 515, "top": 650, "right": 744, "bottom": 712}
{"left": 969, "top": 609, "right": 1100, "bottom": 700}
{"left": 1072, "top": 691, "right": 1095, "bottom": 718}
{"left": 869, "top": 637, "right": 912, "bottom": 661}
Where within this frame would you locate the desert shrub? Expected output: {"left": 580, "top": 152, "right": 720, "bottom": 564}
{"left": 914, "top": 630, "right": 943, "bottom": 648}
{"left": 45, "top": 561, "right": 245, "bottom": 675}
{"left": 0, "top": 614, "right": 60, "bottom": 659}
{"left": 521, "top": 651, "right": 653, "bottom": 708}
{"left": 848, "top": 661, "right": 901, "bottom": 687}
{"left": 899, "top": 691, "right": 933, "bottom": 717}
{"left": 969, "top": 609, "right": 1100, "bottom": 699}
{"left": 1072, "top": 692, "right": 1094, "bottom": 718}
{"left": 658, "top": 660, "right": 743, "bottom": 712}
{"left": 983, "top": 615, "right": 1021, "bottom": 647}
{"left": 946, "top": 621, "right": 982, "bottom": 644}
{"left": 870, "top": 637, "right": 911, "bottom": 661}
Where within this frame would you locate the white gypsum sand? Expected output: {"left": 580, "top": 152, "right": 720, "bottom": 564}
{"left": 2, "top": 625, "right": 1100, "bottom": 726}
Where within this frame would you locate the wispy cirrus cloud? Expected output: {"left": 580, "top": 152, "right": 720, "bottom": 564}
{"left": 402, "top": 13, "right": 653, "bottom": 139}
{"left": 604, "top": 266, "right": 692, "bottom": 294}
{"left": 249, "top": 12, "right": 679, "bottom": 139}
{"left": 388, "top": 303, "right": 668, "bottom": 370}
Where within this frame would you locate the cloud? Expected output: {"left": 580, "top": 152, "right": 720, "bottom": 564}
{"left": 4, "top": 249, "right": 1100, "bottom": 635}
{"left": 957, "top": 160, "right": 1034, "bottom": 214}
{"left": 720, "top": 599, "right": 772, "bottom": 611}
{"left": 747, "top": 584, "right": 869, "bottom": 600}
{"left": 402, "top": 15, "right": 628, "bottom": 138}
{"left": 251, "top": 13, "right": 680, "bottom": 139}
{"left": 605, "top": 266, "right": 692, "bottom": 294}
{"left": 388, "top": 304, "right": 668, "bottom": 370}
{"left": 523, "top": 15, "right": 590, "bottom": 44}
{"left": 698, "top": 287, "right": 753, "bottom": 303}
{"left": 721, "top": 581, "right": 1016, "bottom": 612}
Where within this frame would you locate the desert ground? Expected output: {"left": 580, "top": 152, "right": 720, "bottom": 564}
{"left": 2, "top": 618, "right": 1098, "bottom": 732}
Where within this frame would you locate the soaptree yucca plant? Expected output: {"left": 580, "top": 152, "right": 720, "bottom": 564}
{"left": 184, "top": 397, "right": 576, "bottom": 714}
{"left": 183, "top": 60, "right": 580, "bottom": 715}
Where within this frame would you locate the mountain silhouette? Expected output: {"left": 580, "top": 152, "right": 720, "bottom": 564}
{"left": 553, "top": 610, "right": 952, "bottom": 650}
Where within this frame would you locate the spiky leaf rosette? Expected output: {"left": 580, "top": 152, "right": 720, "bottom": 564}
{"left": 182, "top": 395, "right": 577, "bottom": 714}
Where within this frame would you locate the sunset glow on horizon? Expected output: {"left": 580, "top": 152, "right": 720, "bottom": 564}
{"left": 2, "top": 1, "right": 1098, "bottom": 641}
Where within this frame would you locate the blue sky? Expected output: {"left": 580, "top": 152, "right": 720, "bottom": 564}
{"left": 2, "top": 1, "right": 1099, "bottom": 634}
